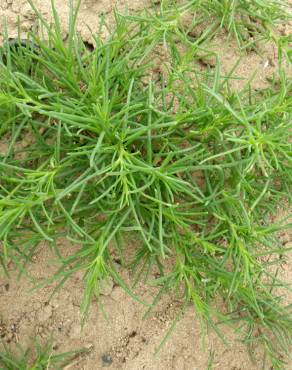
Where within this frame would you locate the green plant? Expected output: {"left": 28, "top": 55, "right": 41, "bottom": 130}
{"left": 150, "top": 0, "right": 291, "bottom": 51}
{"left": 0, "top": 1, "right": 291, "bottom": 369}
{"left": 189, "top": 0, "right": 291, "bottom": 48}
{"left": 0, "top": 341, "right": 85, "bottom": 370}
{"left": 123, "top": 0, "right": 291, "bottom": 66}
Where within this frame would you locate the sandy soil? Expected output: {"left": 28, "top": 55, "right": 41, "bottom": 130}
{"left": 0, "top": 1, "right": 291, "bottom": 369}
{"left": 0, "top": 240, "right": 265, "bottom": 370}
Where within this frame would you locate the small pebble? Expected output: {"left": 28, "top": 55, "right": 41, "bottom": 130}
{"left": 102, "top": 354, "right": 113, "bottom": 366}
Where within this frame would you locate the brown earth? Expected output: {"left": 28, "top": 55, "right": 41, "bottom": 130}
{"left": 0, "top": 1, "right": 291, "bottom": 369}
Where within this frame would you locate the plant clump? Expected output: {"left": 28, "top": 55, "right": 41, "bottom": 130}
{"left": 0, "top": 1, "right": 291, "bottom": 368}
